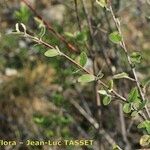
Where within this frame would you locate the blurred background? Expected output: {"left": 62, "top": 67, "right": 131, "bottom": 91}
{"left": 0, "top": 0, "right": 150, "bottom": 150}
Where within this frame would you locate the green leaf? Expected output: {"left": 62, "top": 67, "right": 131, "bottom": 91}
{"left": 113, "top": 144, "right": 122, "bottom": 150}
{"left": 113, "top": 72, "right": 129, "bottom": 79}
{"left": 14, "top": 2, "right": 31, "bottom": 23}
{"left": 123, "top": 103, "right": 132, "bottom": 114}
{"left": 147, "top": 127, "right": 150, "bottom": 135}
{"left": 140, "top": 135, "right": 150, "bottom": 147}
{"left": 64, "top": 32, "right": 74, "bottom": 38}
{"left": 103, "top": 96, "right": 111, "bottom": 106}
{"left": 138, "top": 100, "right": 147, "bottom": 110}
{"left": 109, "top": 31, "right": 122, "bottom": 44}
{"left": 98, "top": 90, "right": 108, "bottom": 95}
{"left": 33, "top": 116, "right": 44, "bottom": 124}
{"left": 65, "top": 31, "right": 87, "bottom": 43}
{"left": 75, "top": 31, "right": 87, "bottom": 43}
{"left": 138, "top": 120, "right": 150, "bottom": 134}
{"left": 127, "top": 87, "right": 139, "bottom": 102}
{"left": 78, "top": 74, "right": 95, "bottom": 83}
{"left": 131, "top": 111, "right": 138, "bottom": 117}
{"left": 138, "top": 121, "right": 149, "bottom": 129}
{"left": 44, "top": 49, "right": 61, "bottom": 57}
{"left": 133, "top": 101, "right": 142, "bottom": 110}
{"left": 96, "top": 0, "right": 107, "bottom": 8}
{"left": 130, "top": 52, "right": 142, "bottom": 64}
{"left": 79, "top": 52, "right": 87, "bottom": 67}
{"left": 108, "top": 80, "right": 114, "bottom": 91}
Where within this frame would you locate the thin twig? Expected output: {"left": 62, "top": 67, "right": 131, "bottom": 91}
{"left": 74, "top": 0, "right": 82, "bottom": 31}
{"left": 81, "top": 2, "right": 102, "bottom": 144}
{"left": 109, "top": 5, "right": 150, "bottom": 119}
{"left": 14, "top": 30, "right": 146, "bottom": 121}
{"left": 81, "top": 0, "right": 94, "bottom": 43}
{"left": 119, "top": 103, "right": 131, "bottom": 150}
{"left": 70, "top": 99, "right": 117, "bottom": 146}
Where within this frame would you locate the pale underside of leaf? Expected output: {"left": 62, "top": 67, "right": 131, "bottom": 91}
{"left": 96, "top": 0, "right": 107, "bottom": 8}
{"left": 44, "top": 49, "right": 61, "bottom": 57}
{"left": 113, "top": 72, "right": 129, "bottom": 79}
{"left": 78, "top": 74, "right": 95, "bottom": 83}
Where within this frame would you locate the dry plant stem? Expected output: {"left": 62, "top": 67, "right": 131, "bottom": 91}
{"left": 119, "top": 103, "right": 131, "bottom": 150}
{"left": 75, "top": 87, "right": 93, "bottom": 116}
{"left": 104, "top": 9, "right": 130, "bottom": 146}
{"left": 21, "top": 32, "right": 91, "bottom": 74}
{"left": 70, "top": 99, "right": 117, "bottom": 146}
{"left": 109, "top": 5, "right": 150, "bottom": 119}
{"left": 102, "top": 6, "right": 144, "bottom": 146}
{"left": 81, "top": 1, "right": 102, "bottom": 142}
{"left": 74, "top": 0, "right": 82, "bottom": 31}
{"left": 93, "top": 59, "right": 102, "bottom": 128}
{"left": 21, "top": 0, "right": 78, "bottom": 52}
{"left": 81, "top": 0, "right": 94, "bottom": 42}
{"left": 147, "top": 0, "right": 150, "bottom": 5}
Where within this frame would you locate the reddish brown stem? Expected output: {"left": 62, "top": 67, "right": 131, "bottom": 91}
{"left": 21, "top": 0, "right": 78, "bottom": 53}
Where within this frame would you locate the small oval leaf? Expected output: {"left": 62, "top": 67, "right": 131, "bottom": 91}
{"left": 109, "top": 31, "right": 122, "bottom": 44}
{"left": 96, "top": 0, "right": 107, "bottom": 8}
{"left": 75, "top": 31, "right": 87, "bottom": 43}
{"left": 140, "top": 135, "right": 150, "bottom": 147}
{"left": 131, "top": 111, "right": 138, "bottom": 117}
{"left": 123, "top": 103, "right": 132, "bottom": 114}
{"left": 79, "top": 52, "right": 87, "bottom": 67}
{"left": 98, "top": 90, "right": 108, "bottom": 95}
{"left": 113, "top": 72, "right": 129, "bottom": 79}
{"left": 137, "top": 120, "right": 150, "bottom": 135}
{"left": 103, "top": 96, "right": 111, "bottom": 106}
{"left": 44, "top": 49, "right": 60, "bottom": 57}
{"left": 78, "top": 74, "right": 95, "bottom": 83}
{"left": 138, "top": 121, "right": 147, "bottom": 129}
{"left": 130, "top": 52, "right": 142, "bottom": 64}
{"left": 64, "top": 32, "right": 75, "bottom": 38}
{"left": 128, "top": 87, "right": 139, "bottom": 103}
{"left": 108, "top": 80, "right": 114, "bottom": 91}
